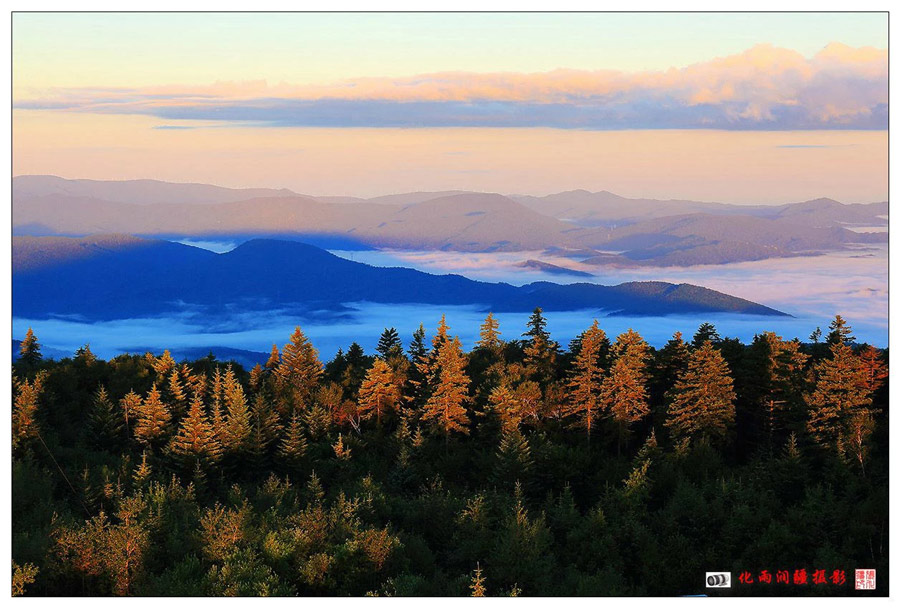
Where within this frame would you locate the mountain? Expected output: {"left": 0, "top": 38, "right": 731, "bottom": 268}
{"left": 12, "top": 235, "right": 787, "bottom": 320}
{"left": 12, "top": 175, "right": 298, "bottom": 205}
{"left": 13, "top": 176, "right": 886, "bottom": 264}
{"left": 512, "top": 189, "right": 888, "bottom": 228}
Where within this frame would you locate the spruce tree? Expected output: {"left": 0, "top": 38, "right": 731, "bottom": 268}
{"left": 422, "top": 333, "right": 471, "bottom": 438}
{"left": 376, "top": 328, "right": 403, "bottom": 360}
{"left": 566, "top": 320, "right": 607, "bottom": 440}
{"left": 278, "top": 412, "right": 308, "bottom": 468}
{"left": 601, "top": 330, "right": 651, "bottom": 449}
{"left": 275, "top": 326, "right": 324, "bottom": 413}
{"left": 17, "top": 327, "right": 42, "bottom": 368}
{"left": 523, "top": 307, "right": 558, "bottom": 386}
{"left": 665, "top": 342, "right": 736, "bottom": 445}
{"left": 134, "top": 383, "right": 172, "bottom": 448}
{"left": 691, "top": 322, "right": 721, "bottom": 348}
{"left": 89, "top": 386, "right": 124, "bottom": 448}
{"left": 476, "top": 312, "right": 503, "bottom": 352}
{"left": 170, "top": 391, "right": 222, "bottom": 470}
{"left": 826, "top": 314, "right": 854, "bottom": 345}
{"left": 358, "top": 359, "right": 401, "bottom": 426}
{"left": 805, "top": 340, "right": 872, "bottom": 455}
{"left": 222, "top": 365, "right": 252, "bottom": 453}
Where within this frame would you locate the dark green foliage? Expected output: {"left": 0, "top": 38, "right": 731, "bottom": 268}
{"left": 11, "top": 317, "right": 888, "bottom": 597}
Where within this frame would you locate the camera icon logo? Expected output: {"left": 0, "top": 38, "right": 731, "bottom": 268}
{"left": 706, "top": 572, "right": 732, "bottom": 588}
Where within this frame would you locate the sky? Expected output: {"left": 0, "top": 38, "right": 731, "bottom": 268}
{"left": 12, "top": 12, "right": 888, "bottom": 201}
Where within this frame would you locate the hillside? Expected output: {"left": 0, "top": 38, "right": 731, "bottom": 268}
{"left": 12, "top": 236, "right": 787, "bottom": 320}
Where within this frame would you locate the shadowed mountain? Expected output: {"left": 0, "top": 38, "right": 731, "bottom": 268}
{"left": 13, "top": 235, "right": 788, "bottom": 320}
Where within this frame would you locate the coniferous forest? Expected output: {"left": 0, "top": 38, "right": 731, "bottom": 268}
{"left": 11, "top": 311, "right": 888, "bottom": 597}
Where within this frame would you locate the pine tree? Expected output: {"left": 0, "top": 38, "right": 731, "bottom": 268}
{"left": 12, "top": 372, "right": 46, "bottom": 451}
{"left": 376, "top": 327, "right": 403, "bottom": 359}
{"left": 152, "top": 349, "right": 176, "bottom": 377}
{"left": 74, "top": 343, "right": 97, "bottom": 366}
{"left": 248, "top": 393, "right": 282, "bottom": 467}
{"left": 274, "top": 326, "right": 324, "bottom": 413}
{"left": 826, "top": 314, "right": 854, "bottom": 345}
{"left": 222, "top": 365, "right": 251, "bottom": 453}
{"left": 278, "top": 412, "right": 308, "bottom": 468}
{"left": 134, "top": 383, "right": 172, "bottom": 448}
{"left": 665, "top": 342, "right": 736, "bottom": 445}
{"left": 805, "top": 341, "right": 872, "bottom": 455}
{"left": 358, "top": 359, "right": 402, "bottom": 426}
{"left": 470, "top": 563, "right": 487, "bottom": 597}
{"left": 408, "top": 324, "right": 427, "bottom": 363}
{"left": 422, "top": 333, "right": 471, "bottom": 438}
{"left": 566, "top": 320, "right": 607, "bottom": 440}
{"left": 90, "top": 385, "right": 124, "bottom": 448}
{"left": 265, "top": 344, "right": 280, "bottom": 371}
{"left": 493, "top": 428, "right": 533, "bottom": 488}
{"left": 523, "top": 307, "right": 558, "bottom": 386}
{"left": 692, "top": 322, "right": 721, "bottom": 347}
{"left": 858, "top": 345, "right": 888, "bottom": 393}
{"left": 119, "top": 390, "right": 142, "bottom": 438}
{"left": 170, "top": 391, "right": 222, "bottom": 469}
{"left": 602, "top": 330, "right": 651, "bottom": 447}
{"left": 17, "top": 327, "right": 42, "bottom": 368}
{"left": 476, "top": 312, "right": 503, "bottom": 352}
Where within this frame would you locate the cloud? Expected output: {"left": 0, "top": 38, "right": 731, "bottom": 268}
{"left": 14, "top": 43, "right": 886, "bottom": 130}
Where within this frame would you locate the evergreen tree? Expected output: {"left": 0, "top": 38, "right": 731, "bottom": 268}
{"left": 523, "top": 307, "right": 558, "bottom": 386}
{"left": 566, "top": 320, "right": 607, "bottom": 440}
{"left": 358, "top": 359, "right": 401, "bottom": 426}
{"left": 12, "top": 372, "right": 45, "bottom": 452}
{"left": 249, "top": 393, "right": 282, "bottom": 468}
{"left": 601, "top": 330, "right": 651, "bottom": 448}
{"left": 152, "top": 349, "right": 176, "bottom": 377}
{"left": 265, "top": 344, "right": 280, "bottom": 371}
{"left": 17, "top": 327, "right": 42, "bottom": 368}
{"left": 691, "top": 322, "right": 721, "bottom": 347}
{"left": 857, "top": 345, "right": 888, "bottom": 393}
{"left": 223, "top": 365, "right": 252, "bottom": 453}
{"left": 805, "top": 341, "right": 872, "bottom": 455}
{"left": 376, "top": 328, "right": 403, "bottom": 360}
{"left": 422, "top": 333, "right": 471, "bottom": 438}
{"left": 493, "top": 428, "right": 533, "bottom": 488}
{"left": 274, "top": 326, "right": 324, "bottom": 413}
{"left": 476, "top": 312, "right": 503, "bottom": 352}
{"left": 170, "top": 391, "right": 222, "bottom": 470}
{"left": 119, "top": 390, "right": 142, "bottom": 438}
{"left": 665, "top": 342, "right": 736, "bottom": 445}
{"left": 134, "top": 383, "right": 172, "bottom": 448}
{"left": 74, "top": 343, "right": 97, "bottom": 366}
{"left": 826, "top": 314, "right": 854, "bottom": 345}
{"left": 89, "top": 386, "right": 124, "bottom": 448}
{"left": 277, "top": 412, "right": 308, "bottom": 468}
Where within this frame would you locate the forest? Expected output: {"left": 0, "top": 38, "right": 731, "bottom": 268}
{"left": 11, "top": 310, "right": 889, "bottom": 596}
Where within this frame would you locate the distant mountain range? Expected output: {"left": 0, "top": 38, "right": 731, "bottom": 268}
{"left": 13, "top": 176, "right": 887, "bottom": 266}
{"left": 13, "top": 235, "right": 788, "bottom": 320}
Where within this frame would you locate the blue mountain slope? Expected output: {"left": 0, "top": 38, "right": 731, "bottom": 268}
{"left": 12, "top": 235, "right": 788, "bottom": 320}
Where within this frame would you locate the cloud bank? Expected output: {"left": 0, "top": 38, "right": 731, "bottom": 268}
{"left": 15, "top": 43, "right": 886, "bottom": 130}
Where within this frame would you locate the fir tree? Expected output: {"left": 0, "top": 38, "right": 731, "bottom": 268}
{"left": 476, "top": 312, "right": 503, "bottom": 352}
{"left": 275, "top": 326, "right": 324, "bottom": 413}
{"left": 523, "top": 307, "right": 558, "bottom": 386}
{"left": 665, "top": 342, "right": 736, "bottom": 445}
{"left": 278, "top": 412, "right": 308, "bottom": 468}
{"left": 134, "top": 383, "right": 172, "bottom": 448}
{"left": 858, "top": 345, "right": 888, "bottom": 393}
{"left": 422, "top": 333, "right": 471, "bottom": 438}
{"left": 691, "top": 322, "right": 721, "bottom": 347}
{"left": 170, "top": 391, "right": 222, "bottom": 470}
{"left": 222, "top": 365, "right": 252, "bottom": 453}
{"left": 376, "top": 327, "right": 403, "bottom": 360}
{"left": 17, "top": 327, "right": 42, "bottom": 368}
{"left": 826, "top": 314, "right": 854, "bottom": 345}
{"left": 119, "top": 390, "right": 142, "bottom": 438}
{"left": 265, "top": 344, "right": 280, "bottom": 371}
{"left": 74, "top": 343, "right": 97, "bottom": 366}
{"left": 470, "top": 564, "right": 487, "bottom": 597}
{"left": 358, "top": 359, "right": 402, "bottom": 426}
{"left": 566, "top": 320, "right": 607, "bottom": 440}
{"left": 90, "top": 386, "right": 124, "bottom": 448}
{"left": 152, "top": 349, "right": 176, "bottom": 377}
{"left": 249, "top": 393, "right": 282, "bottom": 467}
{"left": 12, "top": 372, "right": 46, "bottom": 452}
{"left": 805, "top": 341, "right": 872, "bottom": 455}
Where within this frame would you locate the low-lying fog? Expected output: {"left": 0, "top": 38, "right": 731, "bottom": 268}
{"left": 14, "top": 240, "right": 886, "bottom": 361}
